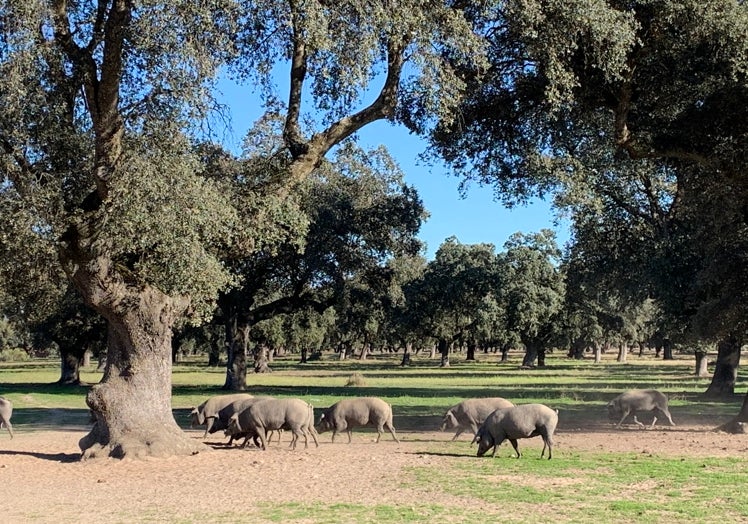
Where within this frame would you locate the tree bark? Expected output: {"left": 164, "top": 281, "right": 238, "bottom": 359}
{"left": 438, "top": 338, "right": 450, "bottom": 367}
{"left": 705, "top": 335, "right": 741, "bottom": 397}
{"left": 716, "top": 390, "right": 748, "bottom": 433}
{"left": 662, "top": 338, "right": 674, "bottom": 360}
{"left": 223, "top": 320, "right": 248, "bottom": 391}
{"left": 522, "top": 343, "right": 538, "bottom": 367}
{"left": 500, "top": 343, "right": 510, "bottom": 363}
{"left": 694, "top": 350, "right": 709, "bottom": 377}
{"left": 400, "top": 342, "right": 412, "bottom": 366}
{"left": 466, "top": 340, "right": 476, "bottom": 361}
{"left": 78, "top": 287, "right": 202, "bottom": 459}
{"left": 537, "top": 347, "right": 546, "bottom": 367}
{"left": 58, "top": 346, "right": 83, "bottom": 385}
{"left": 617, "top": 343, "right": 627, "bottom": 363}
{"left": 593, "top": 343, "right": 602, "bottom": 363}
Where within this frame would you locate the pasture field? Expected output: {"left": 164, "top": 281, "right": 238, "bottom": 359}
{"left": 1, "top": 350, "right": 747, "bottom": 523}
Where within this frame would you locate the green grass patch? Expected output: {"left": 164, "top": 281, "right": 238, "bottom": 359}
{"left": 404, "top": 448, "right": 748, "bottom": 523}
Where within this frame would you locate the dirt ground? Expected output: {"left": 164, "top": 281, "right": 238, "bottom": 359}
{"left": 2, "top": 417, "right": 747, "bottom": 523}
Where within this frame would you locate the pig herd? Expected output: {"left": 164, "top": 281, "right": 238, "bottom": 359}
{"left": 188, "top": 388, "right": 676, "bottom": 460}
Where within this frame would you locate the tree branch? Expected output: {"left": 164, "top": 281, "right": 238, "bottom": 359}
{"left": 287, "top": 35, "right": 409, "bottom": 181}
{"left": 283, "top": 0, "right": 309, "bottom": 158}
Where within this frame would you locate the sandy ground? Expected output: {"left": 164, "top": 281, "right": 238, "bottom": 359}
{"left": 2, "top": 418, "right": 747, "bottom": 523}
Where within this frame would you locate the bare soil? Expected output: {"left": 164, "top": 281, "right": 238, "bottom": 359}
{"left": 2, "top": 418, "right": 747, "bottom": 523}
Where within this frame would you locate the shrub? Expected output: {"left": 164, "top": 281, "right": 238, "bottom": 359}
{"left": 345, "top": 372, "right": 367, "bottom": 387}
{"left": 0, "top": 347, "right": 31, "bottom": 362}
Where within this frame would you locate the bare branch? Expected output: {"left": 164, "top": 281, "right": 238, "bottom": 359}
{"left": 283, "top": 0, "right": 309, "bottom": 158}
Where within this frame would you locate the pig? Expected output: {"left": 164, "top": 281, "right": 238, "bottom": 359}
{"left": 607, "top": 389, "right": 675, "bottom": 428}
{"left": 189, "top": 393, "right": 254, "bottom": 438}
{"left": 0, "top": 396, "right": 12, "bottom": 439}
{"left": 440, "top": 397, "right": 514, "bottom": 440}
{"left": 225, "top": 398, "right": 318, "bottom": 450}
{"left": 472, "top": 404, "right": 558, "bottom": 460}
{"left": 316, "top": 397, "right": 398, "bottom": 443}
{"left": 209, "top": 396, "right": 275, "bottom": 446}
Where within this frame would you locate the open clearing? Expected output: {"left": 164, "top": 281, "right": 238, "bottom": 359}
{"left": 2, "top": 417, "right": 747, "bottom": 523}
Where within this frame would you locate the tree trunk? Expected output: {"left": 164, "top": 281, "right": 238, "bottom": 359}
{"left": 359, "top": 344, "right": 369, "bottom": 360}
{"left": 695, "top": 350, "right": 709, "bottom": 377}
{"left": 522, "top": 343, "right": 538, "bottom": 367}
{"left": 617, "top": 343, "right": 627, "bottom": 363}
{"left": 300, "top": 347, "right": 308, "bottom": 364}
{"left": 83, "top": 349, "right": 93, "bottom": 368}
{"left": 593, "top": 343, "right": 602, "bottom": 364}
{"left": 438, "top": 338, "right": 450, "bottom": 367}
{"left": 537, "top": 347, "right": 546, "bottom": 367}
{"left": 208, "top": 326, "right": 222, "bottom": 367}
{"left": 78, "top": 287, "right": 202, "bottom": 459}
{"left": 716, "top": 390, "right": 748, "bottom": 433}
{"left": 466, "top": 340, "right": 476, "bottom": 361}
{"left": 400, "top": 342, "right": 412, "bottom": 366}
{"left": 500, "top": 343, "right": 510, "bottom": 363}
{"left": 223, "top": 320, "right": 248, "bottom": 391}
{"left": 662, "top": 338, "right": 674, "bottom": 360}
{"left": 705, "top": 335, "right": 741, "bottom": 398}
{"left": 58, "top": 346, "right": 83, "bottom": 385}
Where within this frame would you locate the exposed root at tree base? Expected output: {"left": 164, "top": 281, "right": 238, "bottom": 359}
{"left": 80, "top": 426, "right": 208, "bottom": 460}
{"left": 714, "top": 419, "right": 748, "bottom": 434}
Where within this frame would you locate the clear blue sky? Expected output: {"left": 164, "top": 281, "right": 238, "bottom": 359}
{"left": 215, "top": 78, "right": 569, "bottom": 260}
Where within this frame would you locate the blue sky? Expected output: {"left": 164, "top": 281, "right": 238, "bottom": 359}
{"left": 216, "top": 77, "right": 569, "bottom": 260}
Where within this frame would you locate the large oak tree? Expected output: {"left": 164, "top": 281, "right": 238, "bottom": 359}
{"left": 0, "top": 1, "right": 488, "bottom": 458}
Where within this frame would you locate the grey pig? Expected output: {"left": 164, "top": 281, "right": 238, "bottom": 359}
{"left": 440, "top": 397, "right": 514, "bottom": 440}
{"left": 189, "top": 393, "right": 254, "bottom": 438}
{"left": 607, "top": 389, "right": 675, "bottom": 428}
{"left": 317, "top": 397, "right": 399, "bottom": 443}
{"left": 209, "top": 396, "right": 276, "bottom": 446}
{"left": 0, "top": 396, "right": 12, "bottom": 439}
{"left": 225, "top": 398, "right": 318, "bottom": 450}
{"left": 472, "top": 404, "right": 558, "bottom": 460}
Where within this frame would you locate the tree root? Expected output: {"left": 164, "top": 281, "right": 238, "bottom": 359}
{"left": 80, "top": 422, "right": 208, "bottom": 460}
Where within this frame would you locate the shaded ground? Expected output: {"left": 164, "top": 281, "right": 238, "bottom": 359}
{"left": 2, "top": 416, "right": 747, "bottom": 523}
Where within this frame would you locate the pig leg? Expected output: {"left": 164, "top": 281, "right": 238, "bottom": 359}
{"left": 257, "top": 427, "right": 268, "bottom": 450}
{"left": 659, "top": 408, "right": 676, "bottom": 426}
{"left": 616, "top": 410, "right": 631, "bottom": 428}
{"left": 304, "top": 426, "right": 320, "bottom": 448}
{"left": 385, "top": 421, "right": 399, "bottom": 443}
{"left": 451, "top": 427, "right": 465, "bottom": 441}
{"left": 632, "top": 415, "right": 646, "bottom": 428}
{"left": 649, "top": 416, "right": 658, "bottom": 428}
{"left": 1, "top": 417, "right": 12, "bottom": 439}
{"left": 508, "top": 438, "right": 521, "bottom": 458}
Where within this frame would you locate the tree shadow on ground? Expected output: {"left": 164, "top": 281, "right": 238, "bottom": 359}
{"left": 0, "top": 449, "right": 80, "bottom": 463}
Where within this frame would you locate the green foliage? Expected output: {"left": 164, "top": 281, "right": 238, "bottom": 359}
{"left": 101, "top": 143, "right": 237, "bottom": 319}
{"left": 0, "top": 347, "right": 29, "bottom": 362}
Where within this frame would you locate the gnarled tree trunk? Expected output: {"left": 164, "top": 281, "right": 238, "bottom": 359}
{"left": 78, "top": 285, "right": 202, "bottom": 459}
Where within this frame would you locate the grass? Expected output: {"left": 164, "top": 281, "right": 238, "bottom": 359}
{"left": 2, "top": 350, "right": 747, "bottom": 523}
